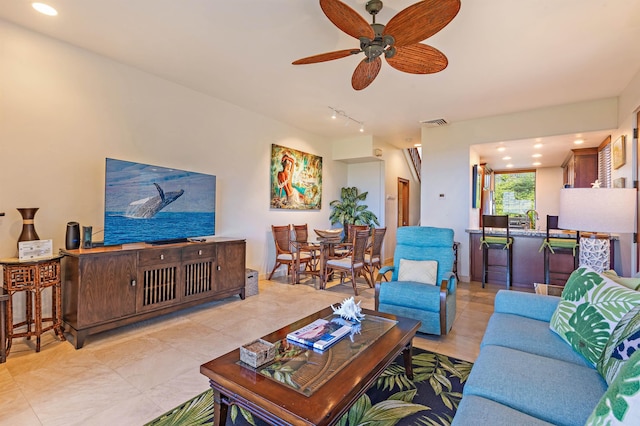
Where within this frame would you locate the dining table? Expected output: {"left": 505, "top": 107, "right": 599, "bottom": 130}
{"left": 290, "top": 238, "right": 351, "bottom": 288}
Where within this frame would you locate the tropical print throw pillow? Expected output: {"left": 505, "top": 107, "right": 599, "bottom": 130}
{"left": 550, "top": 266, "right": 640, "bottom": 366}
{"left": 586, "top": 349, "right": 640, "bottom": 425}
{"left": 598, "top": 305, "right": 640, "bottom": 385}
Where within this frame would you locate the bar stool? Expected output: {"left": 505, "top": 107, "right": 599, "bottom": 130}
{"left": 540, "top": 215, "right": 579, "bottom": 285}
{"left": 481, "top": 215, "right": 513, "bottom": 289}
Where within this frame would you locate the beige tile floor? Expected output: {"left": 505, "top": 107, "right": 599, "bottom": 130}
{"left": 0, "top": 276, "right": 506, "bottom": 425}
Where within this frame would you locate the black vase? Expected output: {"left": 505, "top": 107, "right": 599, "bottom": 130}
{"left": 17, "top": 208, "right": 40, "bottom": 244}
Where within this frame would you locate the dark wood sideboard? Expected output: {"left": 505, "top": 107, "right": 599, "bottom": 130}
{"left": 61, "top": 238, "right": 246, "bottom": 349}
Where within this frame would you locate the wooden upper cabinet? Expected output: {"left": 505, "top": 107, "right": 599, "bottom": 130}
{"left": 562, "top": 148, "right": 598, "bottom": 188}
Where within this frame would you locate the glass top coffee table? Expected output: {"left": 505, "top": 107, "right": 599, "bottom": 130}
{"left": 200, "top": 307, "right": 421, "bottom": 426}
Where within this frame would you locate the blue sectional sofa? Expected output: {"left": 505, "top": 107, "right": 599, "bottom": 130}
{"left": 453, "top": 268, "right": 640, "bottom": 426}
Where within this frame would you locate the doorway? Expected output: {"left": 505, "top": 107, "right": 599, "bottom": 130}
{"left": 398, "top": 178, "right": 409, "bottom": 227}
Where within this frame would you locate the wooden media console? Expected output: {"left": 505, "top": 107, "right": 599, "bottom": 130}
{"left": 61, "top": 238, "right": 246, "bottom": 349}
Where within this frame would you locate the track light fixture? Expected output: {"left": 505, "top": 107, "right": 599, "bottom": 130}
{"left": 328, "top": 106, "right": 364, "bottom": 133}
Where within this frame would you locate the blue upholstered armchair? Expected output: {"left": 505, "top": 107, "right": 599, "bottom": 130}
{"left": 374, "top": 226, "right": 456, "bottom": 335}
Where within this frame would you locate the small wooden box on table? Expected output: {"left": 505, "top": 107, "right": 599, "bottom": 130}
{"left": 0, "top": 256, "right": 66, "bottom": 358}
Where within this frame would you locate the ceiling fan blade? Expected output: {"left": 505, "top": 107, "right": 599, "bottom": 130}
{"left": 384, "top": 0, "right": 460, "bottom": 47}
{"left": 320, "top": 0, "right": 375, "bottom": 39}
{"left": 352, "top": 57, "right": 382, "bottom": 90}
{"left": 292, "top": 49, "right": 360, "bottom": 65}
{"left": 386, "top": 43, "right": 447, "bottom": 74}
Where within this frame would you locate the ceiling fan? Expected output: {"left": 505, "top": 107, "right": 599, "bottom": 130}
{"left": 293, "top": 0, "right": 461, "bottom": 90}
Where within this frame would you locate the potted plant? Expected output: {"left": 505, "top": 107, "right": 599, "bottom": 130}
{"left": 329, "top": 187, "right": 380, "bottom": 240}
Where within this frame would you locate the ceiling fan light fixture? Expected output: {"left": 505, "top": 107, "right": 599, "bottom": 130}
{"left": 385, "top": 46, "right": 397, "bottom": 59}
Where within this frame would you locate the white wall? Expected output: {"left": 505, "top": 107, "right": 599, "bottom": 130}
{"left": 535, "top": 167, "right": 565, "bottom": 228}
{"left": 0, "top": 20, "right": 349, "bottom": 277}
{"left": 421, "top": 97, "right": 632, "bottom": 279}
{"left": 613, "top": 68, "right": 640, "bottom": 275}
{"left": 347, "top": 162, "right": 385, "bottom": 228}
{"left": 379, "top": 141, "right": 421, "bottom": 262}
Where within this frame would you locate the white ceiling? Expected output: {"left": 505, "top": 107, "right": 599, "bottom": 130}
{"left": 473, "top": 130, "right": 613, "bottom": 170}
{"left": 2, "top": 0, "right": 639, "bottom": 167}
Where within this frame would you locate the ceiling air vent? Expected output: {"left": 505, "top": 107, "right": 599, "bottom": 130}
{"left": 420, "top": 118, "right": 448, "bottom": 127}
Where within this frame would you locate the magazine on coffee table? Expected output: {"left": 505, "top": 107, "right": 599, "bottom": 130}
{"left": 286, "top": 318, "right": 352, "bottom": 350}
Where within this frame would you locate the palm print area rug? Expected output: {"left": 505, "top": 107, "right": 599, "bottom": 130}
{"left": 146, "top": 348, "right": 472, "bottom": 426}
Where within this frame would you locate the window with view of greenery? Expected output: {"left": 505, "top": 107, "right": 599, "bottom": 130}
{"left": 494, "top": 171, "right": 535, "bottom": 217}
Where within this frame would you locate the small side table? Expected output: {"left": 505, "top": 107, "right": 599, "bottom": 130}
{"left": 1, "top": 256, "right": 66, "bottom": 358}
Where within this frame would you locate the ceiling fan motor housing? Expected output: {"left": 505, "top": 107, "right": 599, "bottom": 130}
{"left": 360, "top": 23, "right": 396, "bottom": 61}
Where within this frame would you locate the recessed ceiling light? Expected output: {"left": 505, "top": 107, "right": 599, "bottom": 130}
{"left": 534, "top": 143, "right": 543, "bottom": 148}
{"left": 532, "top": 153, "right": 542, "bottom": 158}
{"left": 533, "top": 162, "right": 542, "bottom": 166}
{"left": 414, "top": 143, "right": 421, "bottom": 147}
{"left": 32, "top": 2, "right": 58, "bottom": 16}
{"left": 574, "top": 139, "right": 584, "bottom": 145}
{"left": 497, "top": 147, "right": 506, "bottom": 152}
{"left": 502, "top": 156, "right": 511, "bottom": 160}
{"left": 506, "top": 164, "right": 514, "bottom": 168}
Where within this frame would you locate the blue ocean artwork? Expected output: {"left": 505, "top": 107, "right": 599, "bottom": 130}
{"left": 104, "top": 212, "right": 215, "bottom": 245}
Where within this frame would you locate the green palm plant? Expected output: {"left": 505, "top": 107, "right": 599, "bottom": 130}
{"left": 329, "top": 187, "right": 380, "bottom": 239}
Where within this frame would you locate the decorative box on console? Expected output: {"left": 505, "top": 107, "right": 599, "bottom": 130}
{"left": 245, "top": 268, "right": 258, "bottom": 297}
{"left": 240, "top": 339, "right": 275, "bottom": 368}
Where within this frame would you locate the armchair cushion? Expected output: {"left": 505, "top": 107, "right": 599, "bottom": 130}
{"left": 398, "top": 259, "right": 437, "bottom": 285}
{"left": 379, "top": 281, "right": 445, "bottom": 312}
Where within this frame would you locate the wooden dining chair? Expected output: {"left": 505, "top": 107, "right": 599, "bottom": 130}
{"left": 364, "top": 227, "right": 387, "bottom": 284}
{"left": 292, "top": 223, "right": 319, "bottom": 271}
{"left": 324, "top": 229, "right": 371, "bottom": 295}
{"left": 292, "top": 224, "right": 308, "bottom": 243}
{"left": 334, "top": 224, "right": 369, "bottom": 257}
{"left": 268, "top": 225, "right": 311, "bottom": 280}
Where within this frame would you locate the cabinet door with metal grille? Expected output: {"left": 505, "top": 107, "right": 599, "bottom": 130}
{"left": 136, "top": 248, "right": 181, "bottom": 312}
{"left": 182, "top": 244, "right": 216, "bottom": 302}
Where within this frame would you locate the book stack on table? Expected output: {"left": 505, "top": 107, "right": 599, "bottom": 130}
{"left": 286, "top": 318, "right": 352, "bottom": 351}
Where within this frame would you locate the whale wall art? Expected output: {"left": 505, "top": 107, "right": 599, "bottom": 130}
{"left": 104, "top": 158, "right": 216, "bottom": 246}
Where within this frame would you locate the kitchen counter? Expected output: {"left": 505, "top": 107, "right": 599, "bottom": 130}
{"left": 466, "top": 228, "right": 616, "bottom": 239}
{"left": 467, "top": 229, "right": 616, "bottom": 288}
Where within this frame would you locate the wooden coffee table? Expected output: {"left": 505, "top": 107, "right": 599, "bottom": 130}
{"left": 200, "top": 307, "right": 420, "bottom": 426}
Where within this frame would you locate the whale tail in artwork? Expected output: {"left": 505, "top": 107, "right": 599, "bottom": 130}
{"left": 126, "top": 183, "right": 184, "bottom": 218}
